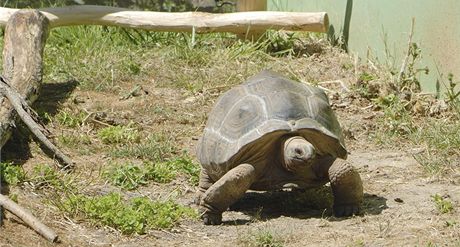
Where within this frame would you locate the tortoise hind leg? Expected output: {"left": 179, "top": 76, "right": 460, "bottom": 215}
{"left": 200, "top": 163, "right": 257, "bottom": 225}
{"left": 328, "top": 159, "right": 363, "bottom": 217}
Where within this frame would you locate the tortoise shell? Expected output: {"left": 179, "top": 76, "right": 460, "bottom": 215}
{"left": 197, "top": 70, "right": 346, "bottom": 170}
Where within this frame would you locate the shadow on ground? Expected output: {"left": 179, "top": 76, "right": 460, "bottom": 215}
{"left": 226, "top": 189, "right": 387, "bottom": 225}
{"left": 1, "top": 80, "right": 78, "bottom": 164}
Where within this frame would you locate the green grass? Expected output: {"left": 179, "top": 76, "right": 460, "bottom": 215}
{"left": 0, "top": 162, "right": 26, "bottom": 186}
{"left": 110, "top": 133, "right": 175, "bottom": 161}
{"left": 61, "top": 193, "right": 197, "bottom": 234}
{"left": 55, "top": 109, "right": 86, "bottom": 128}
{"left": 431, "top": 194, "right": 454, "bottom": 214}
{"left": 98, "top": 125, "right": 140, "bottom": 144}
{"left": 104, "top": 155, "right": 200, "bottom": 190}
{"left": 240, "top": 228, "right": 284, "bottom": 247}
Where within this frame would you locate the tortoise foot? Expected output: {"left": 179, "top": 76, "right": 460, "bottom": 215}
{"left": 333, "top": 203, "right": 360, "bottom": 217}
{"left": 202, "top": 212, "right": 222, "bottom": 225}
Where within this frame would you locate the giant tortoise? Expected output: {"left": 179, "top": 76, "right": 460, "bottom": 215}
{"left": 196, "top": 70, "right": 363, "bottom": 225}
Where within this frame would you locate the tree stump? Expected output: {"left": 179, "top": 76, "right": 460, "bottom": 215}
{"left": 0, "top": 10, "right": 49, "bottom": 148}
{"left": 0, "top": 9, "right": 48, "bottom": 227}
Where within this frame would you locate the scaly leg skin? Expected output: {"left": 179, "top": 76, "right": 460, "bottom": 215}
{"left": 200, "top": 163, "right": 256, "bottom": 225}
{"left": 195, "top": 169, "right": 214, "bottom": 205}
{"left": 328, "top": 159, "right": 363, "bottom": 217}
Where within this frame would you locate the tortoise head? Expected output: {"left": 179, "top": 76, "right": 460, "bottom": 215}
{"left": 282, "top": 136, "right": 316, "bottom": 172}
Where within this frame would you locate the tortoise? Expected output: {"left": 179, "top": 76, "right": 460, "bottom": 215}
{"left": 196, "top": 70, "right": 363, "bottom": 225}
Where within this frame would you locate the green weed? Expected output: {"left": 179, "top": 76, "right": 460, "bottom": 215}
{"left": 98, "top": 125, "right": 140, "bottom": 144}
{"left": 0, "top": 163, "right": 26, "bottom": 186}
{"left": 29, "top": 164, "right": 74, "bottom": 191}
{"left": 104, "top": 163, "right": 148, "bottom": 190}
{"left": 432, "top": 194, "right": 454, "bottom": 214}
{"left": 58, "top": 133, "right": 92, "bottom": 147}
{"left": 55, "top": 109, "right": 86, "bottom": 128}
{"left": 240, "top": 228, "right": 284, "bottom": 247}
{"left": 61, "top": 193, "right": 197, "bottom": 234}
{"left": 111, "top": 134, "right": 175, "bottom": 161}
{"left": 105, "top": 155, "right": 200, "bottom": 190}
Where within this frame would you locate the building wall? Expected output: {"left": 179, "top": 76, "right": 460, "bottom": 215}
{"left": 268, "top": 0, "right": 460, "bottom": 93}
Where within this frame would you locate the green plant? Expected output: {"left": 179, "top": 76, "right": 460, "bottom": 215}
{"left": 105, "top": 154, "right": 200, "bottom": 190}
{"left": 55, "top": 109, "right": 86, "bottom": 128}
{"left": 58, "top": 133, "right": 92, "bottom": 147}
{"left": 98, "top": 125, "right": 140, "bottom": 144}
{"left": 0, "top": 163, "right": 26, "bottom": 186}
{"left": 144, "top": 161, "right": 177, "bottom": 184}
{"left": 104, "top": 163, "right": 148, "bottom": 190}
{"left": 164, "top": 155, "right": 200, "bottom": 185}
{"left": 61, "top": 193, "right": 197, "bottom": 234}
{"left": 111, "top": 134, "right": 175, "bottom": 161}
{"left": 241, "top": 229, "right": 284, "bottom": 247}
{"left": 432, "top": 194, "right": 454, "bottom": 214}
{"left": 29, "top": 164, "right": 74, "bottom": 191}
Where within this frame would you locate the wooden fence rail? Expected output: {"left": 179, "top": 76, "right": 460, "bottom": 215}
{"left": 0, "top": 5, "right": 328, "bottom": 34}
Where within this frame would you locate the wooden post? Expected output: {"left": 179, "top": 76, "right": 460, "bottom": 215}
{"left": 0, "top": 9, "right": 49, "bottom": 226}
{"left": 236, "top": 0, "right": 267, "bottom": 40}
{"left": 0, "top": 10, "right": 49, "bottom": 148}
{"left": 236, "top": 0, "right": 267, "bottom": 12}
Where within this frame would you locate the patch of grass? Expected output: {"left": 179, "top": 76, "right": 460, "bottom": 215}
{"left": 104, "top": 163, "right": 148, "bottom": 190}
{"left": 111, "top": 134, "right": 175, "bottom": 161}
{"left": 432, "top": 194, "right": 454, "bottom": 214}
{"left": 55, "top": 109, "right": 86, "bottom": 128}
{"left": 29, "top": 164, "right": 74, "bottom": 191}
{"left": 240, "top": 228, "right": 284, "bottom": 247}
{"left": 98, "top": 125, "right": 140, "bottom": 144}
{"left": 104, "top": 154, "right": 200, "bottom": 190}
{"left": 58, "top": 133, "right": 92, "bottom": 147}
{"left": 0, "top": 162, "right": 26, "bottom": 186}
{"left": 61, "top": 193, "right": 197, "bottom": 234}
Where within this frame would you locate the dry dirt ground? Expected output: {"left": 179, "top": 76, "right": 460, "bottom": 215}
{"left": 0, "top": 49, "right": 459, "bottom": 247}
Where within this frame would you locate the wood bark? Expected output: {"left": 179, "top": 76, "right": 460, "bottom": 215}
{"left": 0, "top": 77, "right": 74, "bottom": 168}
{"left": 0, "top": 6, "right": 329, "bottom": 33}
{"left": 0, "top": 194, "right": 58, "bottom": 242}
{"left": 0, "top": 10, "right": 49, "bottom": 148}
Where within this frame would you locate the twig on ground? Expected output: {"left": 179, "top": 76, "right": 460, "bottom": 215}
{"left": 0, "top": 76, "right": 74, "bottom": 169}
{"left": 0, "top": 194, "right": 59, "bottom": 242}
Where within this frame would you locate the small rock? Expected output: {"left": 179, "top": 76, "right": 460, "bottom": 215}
{"left": 394, "top": 198, "right": 404, "bottom": 203}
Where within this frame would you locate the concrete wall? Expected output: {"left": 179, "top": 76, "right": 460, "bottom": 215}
{"left": 268, "top": 0, "right": 460, "bottom": 93}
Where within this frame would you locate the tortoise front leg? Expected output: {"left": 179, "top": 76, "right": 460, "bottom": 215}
{"left": 195, "top": 169, "right": 214, "bottom": 205}
{"left": 200, "top": 163, "right": 256, "bottom": 225}
{"left": 328, "top": 159, "right": 363, "bottom": 217}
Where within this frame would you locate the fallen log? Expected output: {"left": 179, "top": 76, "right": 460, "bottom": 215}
{"left": 0, "top": 5, "right": 329, "bottom": 33}
{"left": 0, "top": 194, "right": 58, "bottom": 242}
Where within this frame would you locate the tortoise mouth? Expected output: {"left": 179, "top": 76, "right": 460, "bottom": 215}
{"left": 283, "top": 136, "right": 316, "bottom": 172}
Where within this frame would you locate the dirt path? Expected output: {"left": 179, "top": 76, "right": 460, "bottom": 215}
{"left": 0, "top": 78, "right": 458, "bottom": 246}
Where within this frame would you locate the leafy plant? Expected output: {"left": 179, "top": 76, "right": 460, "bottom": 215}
{"left": 0, "top": 163, "right": 26, "bottom": 186}
{"left": 432, "top": 194, "right": 454, "bottom": 214}
{"left": 55, "top": 109, "right": 86, "bottom": 128}
{"left": 105, "top": 154, "right": 200, "bottom": 190}
{"left": 104, "top": 163, "right": 148, "bottom": 190}
{"left": 62, "top": 193, "right": 197, "bottom": 234}
{"left": 98, "top": 125, "right": 140, "bottom": 144}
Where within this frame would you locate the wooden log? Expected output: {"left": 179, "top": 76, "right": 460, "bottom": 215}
{"left": 0, "top": 6, "right": 329, "bottom": 33}
{"left": 0, "top": 10, "right": 49, "bottom": 148}
{"left": 0, "top": 194, "right": 58, "bottom": 242}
